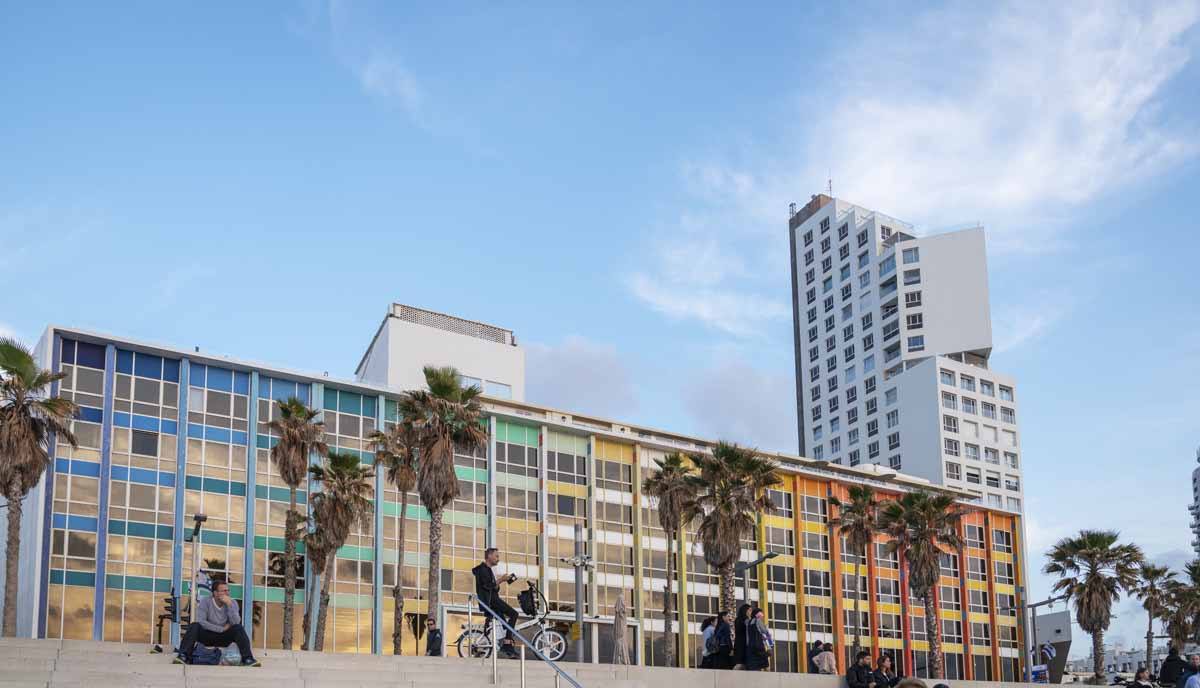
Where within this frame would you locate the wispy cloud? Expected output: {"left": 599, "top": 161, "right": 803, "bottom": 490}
{"left": 682, "top": 354, "right": 797, "bottom": 453}
{"left": 358, "top": 51, "right": 423, "bottom": 119}
{"left": 627, "top": 273, "right": 788, "bottom": 338}
{"left": 526, "top": 336, "right": 638, "bottom": 418}
{"left": 991, "top": 300, "right": 1068, "bottom": 354}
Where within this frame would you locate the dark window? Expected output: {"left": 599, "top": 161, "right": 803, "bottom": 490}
{"left": 131, "top": 430, "right": 158, "bottom": 456}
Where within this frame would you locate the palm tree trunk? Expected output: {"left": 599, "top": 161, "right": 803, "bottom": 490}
{"left": 924, "top": 594, "right": 944, "bottom": 679}
{"left": 1145, "top": 601, "right": 1153, "bottom": 672}
{"left": 393, "top": 490, "right": 409, "bottom": 655}
{"left": 282, "top": 487, "right": 298, "bottom": 649}
{"left": 427, "top": 506, "right": 444, "bottom": 628}
{"left": 719, "top": 562, "right": 736, "bottom": 628}
{"left": 851, "top": 548, "right": 862, "bottom": 659}
{"left": 314, "top": 549, "right": 336, "bottom": 652}
{"left": 662, "top": 532, "right": 676, "bottom": 667}
{"left": 3, "top": 490, "right": 22, "bottom": 637}
{"left": 1092, "top": 628, "right": 1106, "bottom": 684}
{"left": 301, "top": 588, "right": 312, "bottom": 651}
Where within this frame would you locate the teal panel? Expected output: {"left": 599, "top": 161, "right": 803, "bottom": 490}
{"left": 200, "top": 530, "right": 228, "bottom": 546}
{"left": 126, "top": 521, "right": 157, "bottom": 539}
{"left": 324, "top": 390, "right": 339, "bottom": 412}
{"left": 362, "top": 396, "right": 376, "bottom": 419}
{"left": 64, "top": 571, "right": 96, "bottom": 587}
{"left": 125, "top": 576, "right": 155, "bottom": 592}
{"left": 108, "top": 520, "right": 126, "bottom": 535}
{"left": 50, "top": 569, "right": 64, "bottom": 584}
{"left": 337, "top": 390, "right": 361, "bottom": 414}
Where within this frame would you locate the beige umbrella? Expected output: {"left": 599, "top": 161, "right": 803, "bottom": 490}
{"left": 612, "top": 593, "right": 630, "bottom": 665}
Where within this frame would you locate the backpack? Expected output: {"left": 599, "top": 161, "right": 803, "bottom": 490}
{"left": 187, "top": 646, "right": 223, "bottom": 665}
{"left": 704, "top": 630, "right": 719, "bottom": 655}
{"left": 517, "top": 588, "right": 537, "bottom": 616}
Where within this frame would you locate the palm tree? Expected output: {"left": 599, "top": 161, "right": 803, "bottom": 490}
{"left": 307, "top": 450, "right": 375, "bottom": 651}
{"left": 399, "top": 366, "right": 487, "bottom": 628}
{"left": 301, "top": 525, "right": 332, "bottom": 651}
{"left": 1044, "top": 530, "right": 1143, "bottom": 684}
{"left": 831, "top": 484, "right": 878, "bottom": 659}
{"left": 877, "top": 490, "right": 967, "bottom": 680}
{"left": 641, "top": 452, "right": 698, "bottom": 667}
{"left": 1134, "top": 563, "right": 1175, "bottom": 670}
{"left": 369, "top": 422, "right": 418, "bottom": 654}
{"left": 265, "top": 397, "right": 327, "bottom": 649}
{"left": 1162, "top": 574, "right": 1198, "bottom": 653}
{"left": 689, "top": 441, "right": 780, "bottom": 617}
{"left": 0, "top": 338, "right": 78, "bottom": 637}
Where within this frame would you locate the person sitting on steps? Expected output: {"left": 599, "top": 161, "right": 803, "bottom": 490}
{"left": 472, "top": 547, "right": 520, "bottom": 658}
{"left": 174, "top": 581, "right": 259, "bottom": 666}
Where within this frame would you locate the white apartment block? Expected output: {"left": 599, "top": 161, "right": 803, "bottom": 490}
{"left": 788, "top": 194, "right": 1024, "bottom": 511}
{"left": 1190, "top": 447, "right": 1200, "bottom": 556}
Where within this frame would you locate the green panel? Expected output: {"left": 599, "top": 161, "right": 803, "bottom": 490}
{"left": 157, "top": 525, "right": 174, "bottom": 540}
{"left": 324, "top": 389, "right": 339, "bottom": 412}
{"left": 381, "top": 501, "right": 430, "bottom": 520}
{"left": 382, "top": 549, "right": 429, "bottom": 568}
{"left": 108, "top": 520, "right": 126, "bottom": 535}
{"left": 336, "top": 545, "right": 374, "bottom": 561}
{"left": 454, "top": 466, "right": 488, "bottom": 483}
{"left": 362, "top": 396, "right": 376, "bottom": 418}
{"left": 337, "top": 390, "right": 362, "bottom": 415}
{"left": 446, "top": 510, "right": 487, "bottom": 528}
{"left": 64, "top": 571, "right": 96, "bottom": 587}
{"left": 200, "top": 530, "right": 228, "bottom": 546}
{"left": 125, "top": 576, "right": 155, "bottom": 592}
{"left": 229, "top": 532, "right": 245, "bottom": 547}
{"left": 253, "top": 534, "right": 304, "bottom": 554}
{"left": 496, "top": 420, "right": 539, "bottom": 448}
{"left": 105, "top": 574, "right": 122, "bottom": 589}
{"left": 50, "top": 569, "right": 64, "bottom": 584}
{"left": 126, "top": 521, "right": 158, "bottom": 539}
{"left": 495, "top": 472, "right": 538, "bottom": 491}
{"left": 255, "top": 586, "right": 306, "bottom": 604}
{"left": 385, "top": 399, "right": 398, "bottom": 422}
{"left": 155, "top": 578, "right": 173, "bottom": 593}
{"left": 331, "top": 593, "right": 373, "bottom": 609}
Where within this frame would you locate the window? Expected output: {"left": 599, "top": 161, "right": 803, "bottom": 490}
{"left": 848, "top": 428, "right": 859, "bottom": 445}
{"left": 940, "top": 369, "right": 955, "bottom": 385}
{"left": 981, "top": 402, "right": 996, "bottom": 419}
{"left": 820, "top": 217, "right": 830, "bottom": 232}
{"left": 846, "top": 386, "right": 858, "bottom": 404}
{"left": 967, "top": 556, "right": 987, "bottom": 581}
{"left": 876, "top": 578, "right": 900, "bottom": 604}
{"left": 880, "top": 255, "right": 896, "bottom": 275}
{"left": 841, "top": 284, "right": 852, "bottom": 299}
{"left": 862, "top": 354, "right": 875, "bottom": 372}
{"left": 822, "top": 256, "right": 832, "bottom": 272}
{"left": 801, "top": 496, "right": 828, "bottom": 523}
{"left": 941, "top": 391, "right": 957, "bottom": 410}
{"left": 824, "top": 296, "right": 835, "bottom": 312}
{"left": 997, "top": 593, "right": 1017, "bottom": 617}
{"left": 993, "top": 529, "right": 1013, "bottom": 553}
{"left": 944, "top": 438, "right": 960, "bottom": 456}
{"left": 830, "top": 418, "right": 840, "bottom": 433}
{"left": 1002, "top": 429, "right": 1017, "bottom": 447}
{"left": 999, "top": 385, "right": 1014, "bottom": 401}
{"left": 844, "top": 345, "right": 855, "bottom": 362}
{"left": 805, "top": 268, "right": 815, "bottom": 284}
{"left": 847, "top": 408, "right": 859, "bottom": 424}
{"left": 905, "top": 291, "right": 922, "bottom": 307}
{"left": 862, "top": 333, "right": 874, "bottom": 351}
{"left": 888, "top": 455, "right": 901, "bottom": 469}
{"left": 811, "top": 406, "right": 821, "bottom": 421}
{"left": 803, "top": 533, "right": 830, "bottom": 560}
{"left": 940, "top": 585, "right": 961, "bottom": 610}
{"left": 829, "top": 397, "right": 840, "bottom": 413}
{"left": 812, "top": 425, "right": 823, "bottom": 441}
{"left": 943, "top": 415, "right": 958, "bottom": 433}
{"left": 945, "top": 462, "right": 961, "bottom": 480}
{"left": 838, "top": 223, "right": 849, "bottom": 240}
{"left": 940, "top": 553, "right": 960, "bottom": 578}
{"left": 987, "top": 493, "right": 1002, "bottom": 508}
{"left": 994, "top": 560, "right": 1015, "bottom": 585}
{"left": 960, "top": 375, "right": 975, "bottom": 392}
{"left": 867, "top": 419, "right": 878, "bottom": 436}
{"left": 961, "top": 397, "right": 976, "bottom": 414}
{"left": 1001, "top": 407, "right": 1016, "bottom": 424}
{"left": 861, "top": 312, "right": 873, "bottom": 329}
{"left": 843, "top": 324, "right": 855, "bottom": 342}
{"left": 966, "top": 525, "right": 984, "bottom": 548}
{"left": 965, "top": 467, "right": 980, "bottom": 484}
{"left": 1007, "top": 496, "right": 1022, "bottom": 511}
{"left": 971, "top": 622, "right": 992, "bottom": 647}
{"left": 878, "top": 612, "right": 902, "bottom": 639}
{"left": 809, "top": 366, "right": 820, "bottom": 382}
{"left": 805, "top": 606, "right": 832, "bottom": 634}
{"left": 857, "top": 230, "right": 868, "bottom": 247}
{"left": 964, "top": 444, "right": 980, "bottom": 461}
{"left": 882, "top": 321, "right": 899, "bottom": 341}
{"left": 811, "top": 387, "right": 821, "bottom": 402}
{"left": 840, "top": 245, "right": 850, "bottom": 262}
{"left": 842, "top": 304, "right": 853, "bottom": 322}
{"left": 804, "top": 249, "right": 814, "bottom": 266}
{"left": 907, "top": 335, "right": 925, "bottom": 352}
{"left": 886, "top": 410, "right": 899, "bottom": 428}
{"left": 807, "top": 326, "right": 818, "bottom": 343}
{"left": 822, "top": 276, "right": 833, "bottom": 293}
{"left": 804, "top": 569, "right": 831, "bottom": 596}
{"left": 983, "top": 447, "right": 999, "bottom": 464}
{"left": 1005, "top": 475, "right": 1021, "bottom": 491}
{"left": 885, "top": 388, "right": 897, "bottom": 405}
{"left": 829, "top": 437, "right": 841, "bottom": 453}
{"left": 1004, "top": 452, "right": 1019, "bottom": 469}
{"left": 888, "top": 432, "right": 900, "bottom": 450}
{"left": 859, "top": 272, "right": 871, "bottom": 288}
{"left": 825, "top": 334, "right": 836, "bottom": 352}
{"left": 804, "top": 230, "right": 813, "bottom": 245}
{"left": 986, "top": 470, "right": 1001, "bottom": 488}
{"left": 903, "top": 269, "right": 921, "bottom": 285}
{"left": 902, "top": 247, "right": 920, "bottom": 263}
{"left": 864, "top": 376, "right": 876, "bottom": 393}
{"left": 821, "top": 237, "right": 831, "bottom": 252}
{"left": 980, "top": 380, "right": 994, "bottom": 396}
{"left": 868, "top": 441, "right": 879, "bottom": 459}
{"left": 807, "top": 307, "right": 817, "bottom": 324}
{"left": 847, "top": 449, "right": 860, "bottom": 466}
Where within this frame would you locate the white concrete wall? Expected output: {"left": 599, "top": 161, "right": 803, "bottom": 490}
{"left": 367, "top": 317, "right": 526, "bottom": 400}
{"left": 894, "top": 227, "right": 992, "bottom": 361}
{"left": 893, "top": 358, "right": 943, "bottom": 487}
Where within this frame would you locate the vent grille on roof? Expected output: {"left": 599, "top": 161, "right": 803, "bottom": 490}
{"left": 392, "top": 304, "right": 514, "bottom": 345}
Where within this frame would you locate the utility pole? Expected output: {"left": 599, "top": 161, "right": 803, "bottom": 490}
{"left": 734, "top": 552, "right": 780, "bottom": 606}
{"left": 561, "top": 523, "right": 594, "bottom": 664}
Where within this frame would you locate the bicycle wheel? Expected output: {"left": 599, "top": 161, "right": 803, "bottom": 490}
{"left": 456, "top": 628, "right": 492, "bottom": 658}
{"left": 533, "top": 628, "right": 567, "bottom": 661}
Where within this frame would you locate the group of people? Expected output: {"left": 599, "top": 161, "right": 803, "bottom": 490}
{"left": 698, "top": 604, "right": 775, "bottom": 670}
{"left": 1154, "top": 648, "right": 1200, "bottom": 688}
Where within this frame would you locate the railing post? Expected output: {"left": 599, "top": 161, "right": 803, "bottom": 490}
{"left": 492, "top": 613, "right": 499, "bottom": 685}
{"left": 520, "top": 644, "right": 526, "bottom": 688}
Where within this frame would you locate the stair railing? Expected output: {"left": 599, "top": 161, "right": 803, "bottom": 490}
{"left": 468, "top": 593, "right": 582, "bottom": 688}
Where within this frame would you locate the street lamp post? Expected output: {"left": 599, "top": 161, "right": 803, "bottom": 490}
{"left": 560, "top": 523, "right": 594, "bottom": 664}
{"left": 1003, "top": 592, "right": 1067, "bottom": 680}
{"left": 734, "top": 552, "right": 780, "bottom": 606}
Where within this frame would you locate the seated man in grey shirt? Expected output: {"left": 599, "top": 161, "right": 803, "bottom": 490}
{"left": 175, "top": 581, "right": 259, "bottom": 666}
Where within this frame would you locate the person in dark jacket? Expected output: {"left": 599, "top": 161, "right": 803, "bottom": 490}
{"left": 424, "top": 617, "right": 443, "bottom": 656}
{"left": 808, "top": 639, "right": 825, "bottom": 673}
{"left": 472, "top": 547, "right": 519, "bottom": 658}
{"left": 1176, "top": 654, "right": 1200, "bottom": 688}
{"left": 873, "top": 653, "right": 901, "bottom": 688}
{"left": 847, "top": 650, "right": 876, "bottom": 688}
{"left": 742, "top": 608, "right": 771, "bottom": 671}
{"left": 1161, "top": 648, "right": 1188, "bottom": 687}
{"left": 732, "top": 603, "right": 751, "bottom": 669}
{"left": 713, "top": 610, "right": 734, "bottom": 669}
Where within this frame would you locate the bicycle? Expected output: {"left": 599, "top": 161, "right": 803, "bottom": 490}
{"left": 455, "top": 580, "right": 569, "bottom": 661}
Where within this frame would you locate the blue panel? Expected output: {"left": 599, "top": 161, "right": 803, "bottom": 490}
{"left": 338, "top": 391, "right": 361, "bottom": 414}
{"left": 55, "top": 458, "right": 70, "bottom": 473}
{"left": 40, "top": 337, "right": 60, "bottom": 639}
{"left": 79, "top": 406, "right": 103, "bottom": 423}
{"left": 362, "top": 395, "right": 377, "bottom": 419}
{"left": 234, "top": 371, "right": 249, "bottom": 395}
{"left": 231, "top": 430, "right": 248, "bottom": 446}
{"left": 61, "top": 339, "right": 75, "bottom": 364}
{"left": 113, "top": 412, "right": 131, "bottom": 428}
{"left": 129, "top": 467, "right": 158, "bottom": 485}
{"left": 131, "top": 415, "right": 159, "bottom": 432}
{"left": 207, "top": 367, "right": 232, "bottom": 392}
{"left": 161, "top": 419, "right": 178, "bottom": 436}
{"left": 68, "top": 515, "right": 99, "bottom": 532}
{"left": 93, "top": 343, "right": 116, "bottom": 640}
{"left": 76, "top": 341, "right": 105, "bottom": 369}
{"left": 191, "top": 363, "right": 206, "bottom": 387}
{"left": 135, "top": 353, "right": 163, "bottom": 379}
{"left": 205, "top": 426, "right": 231, "bottom": 444}
{"left": 116, "top": 350, "right": 134, "bottom": 375}
{"left": 108, "top": 519, "right": 126, "bottom": 535}
{"left": 52, "top": 513, "right": 66, "bottom": 529}
{"left": 163, "top": 358, "right": 180, "bottom": 383}
{"left": 229, "top": 481, "right": 246, "bottom": 497}
{"left": 158, "top": 525, "right": 174, "bottom": 541}
{"left": 187, "top": 424, "right": 203, "bottom": 439}
{"left": 71, "top": 459, "right": 101, "bottom": 477}
{"left": 159, "top": 471, "right": 175, "bottom": 487}
{"left": 298, "top": 384, "right": 310, "bottom": 405}
{"left": 111, "top": 465, "right": 129, "bottom": 482}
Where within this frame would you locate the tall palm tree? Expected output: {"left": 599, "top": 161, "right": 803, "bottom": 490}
{"left": 1134, "top": 563, "right": 1175, "bottom": 670}
{"left": 641, "top": 452, "right": 698, "bottom": 667}
{"left": 301, "top": 524, "right": 332, "bottom": 651}
{"left": 307, "top": 450, "right": 375, "bottom": 651}
{"left": 689, "top": 441, "right": 780, "bottom": 617}
{"left": 877, "top": 490, "right": 967, "bottom": 680}
{"left": 1162, "top": 574, "right": 1198, "bottom": 653}
{"left": 369, "top": 422, "right": 418, "bottom": 654}
{"left": 0, "top": 338, "right": 78, "bottom": 637}
{"left": 399, "top": 366, "right": 487, "bottom": 628}
{"left": 265, "top": 397, "right": 327, "bottom": 649}
{"left": 1044, "top": 530, "right": 1143, "bottom": 684}
{"left": 831, "top": 484, "right": 878, "bottom": 659}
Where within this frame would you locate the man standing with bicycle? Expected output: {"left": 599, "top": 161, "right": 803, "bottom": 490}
{"left": 473, "top": 547, "right": 520, "bottom": 658}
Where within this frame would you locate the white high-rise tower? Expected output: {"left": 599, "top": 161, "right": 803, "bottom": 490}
{"left": 788, "top": 194, "right": 1024, "bottom": 511}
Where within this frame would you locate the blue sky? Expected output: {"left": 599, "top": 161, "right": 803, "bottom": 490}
{"left": 3, "top": 1, "right": 1199, "bottom": 655}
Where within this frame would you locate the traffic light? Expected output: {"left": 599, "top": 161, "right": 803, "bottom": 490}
{"left": 164, "top": 594, "right": 179, "bottom": 622}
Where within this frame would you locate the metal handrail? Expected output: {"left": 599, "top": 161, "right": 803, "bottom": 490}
{"left": 468, "top": 593, "right": 583, "bottom": 688}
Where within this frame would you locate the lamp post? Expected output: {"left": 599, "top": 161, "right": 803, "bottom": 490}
{"left": 734, "top": 552, "right": 780, "bottom": 606}
{"left": 187, "top": 513, "right": 208, "bottom": 621}
{"left": 560, "top": 523, "right": 594, "bottom": 664}
{"left": 1003, "top": 591, "right": 1067, "bottom": 680}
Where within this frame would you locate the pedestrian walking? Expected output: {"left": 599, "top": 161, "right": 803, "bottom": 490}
{"left": 742, "top": 607, "right": 772, "bottom": 672}
{"left": 815, "top": 643, "right": 837, "bottom": 674}
{"left": 732, "top": 603, "right": 751, "bottom": 670}
{"left": 873, "top": 653, "right": 901, "bottom": 688}
{"left": 700, "top": 616, "right": 718, "bottom": 669}
{"left": 714, "top": 610, "right": 734, "bottom": 669}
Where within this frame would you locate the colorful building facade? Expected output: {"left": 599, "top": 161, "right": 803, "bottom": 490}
{"left": 17, "top": 327, "right": 1026, "bottom": 680}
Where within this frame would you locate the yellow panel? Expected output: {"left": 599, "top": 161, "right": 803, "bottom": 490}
{"left": 968, "top": 612, "right": 991, "bottom": 624}
{"left": 942, "top": 610, "right": 962, "bottom": 621}
{"left": 877, "top": 602, "right": 901, "bottom": 614}
{"left": 993, "top": 551, "right": 1013, "bottom": 564}
{"left": 804, "top": 558, "right": 831, "bottom": 572}
{"left": 764, "top": 514, "right": 792, "bottom": 528}
{"left": 967, "top": 580, "right": 989, "bottom": 591}
{"left": 801, "top": 521, "right": 826, "bottom": 534}
{"left": 497, "top": 517, "right": 539, "bottom": 534}
{"left": 879, "top": 639, "right": 903, "bottom": 649}
{"left": 943, "top": 642, "right": 964, "bottom": 653}
{"left": 548, "top": 481, "right": 587, "bottom": 498}
{"left": 595, "top": 439, "right": 634, "bottom": 463}
{"left": 994, "top": 583, "right": 1016, "bottom": 594}
{"left": 912, "top": 640, "right": 930, "bottom": 651}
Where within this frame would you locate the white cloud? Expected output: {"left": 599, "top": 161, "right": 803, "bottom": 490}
{"left": 627, "top": 273, "right": 789, "bottom": 338}
{"left": 359, "top": 52, "right": 423, "bottom": 118}
{"left": 991, "top": 301, "right": 1067, "bottom": 354}
{"left": 526, "top": 336, "right": 637, "bottom": 419}
{"left": 681, "top": 356, "right": 797, "bottom": 453}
